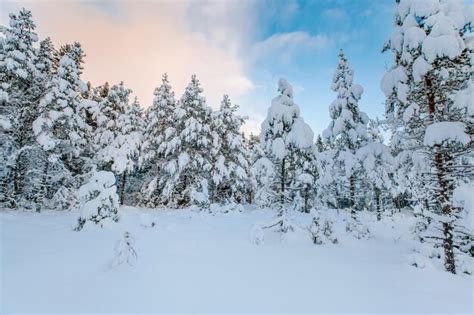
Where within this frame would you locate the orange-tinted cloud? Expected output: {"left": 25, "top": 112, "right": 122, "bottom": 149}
{"left": 1, "top": 0, "right": 255, "bottom": 115}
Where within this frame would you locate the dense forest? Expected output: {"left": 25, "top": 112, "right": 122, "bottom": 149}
{"left": 1, "top": 0, "right": 472, "bottom": 276}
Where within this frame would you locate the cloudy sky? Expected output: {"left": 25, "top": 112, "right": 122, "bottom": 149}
{"left": 1, "top": 0, "right": 394, "bottom": 135}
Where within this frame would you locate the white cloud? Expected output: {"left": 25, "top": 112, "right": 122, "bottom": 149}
{"left": 252, "top": 31, "right": 331, "bottom": 62}
{"left": 1, "top": 1, "right": 335, "bottom": 136}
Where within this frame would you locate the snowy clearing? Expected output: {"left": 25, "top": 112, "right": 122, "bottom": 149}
{"left": 1, "top": 207, "right": 472, "bottom": 314}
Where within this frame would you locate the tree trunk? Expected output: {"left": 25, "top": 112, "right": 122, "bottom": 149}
{"left": 304, "top": 186, "right": 309, "bottom": 213}
{"left": 443, "top": 221, "right": 456, "bottom": 274}
{"left": 349, "top": 175, "right": 356, "bottom": 219}
{"left": 434, "top": 147, "right": 456, "bottom": 274}
{"left": 375, "top": 186, "right": 381, "bottom": 221}
{"left": 35, "top": 158, "right": 50, "bottom": 213}
{"left": 13, "top": 156, "right": 23, "bottom": 203}
{"left": 425, "top": 76, "right": 456, "bottom": 274}
{"left": 425, "top": 77, "right": 436, "bottom": 119}
{"left": 279, "top": 158, "right": 286, "bottom": 216}
{"left": 120, "top": 172, "right": 127, "bottom": 206}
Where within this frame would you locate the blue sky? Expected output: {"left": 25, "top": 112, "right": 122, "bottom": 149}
{"left": 2, "top": 0, "right": 396, "bottom": 136}
{"left": 242, "top": 0, "right": 394, "bottom": 136}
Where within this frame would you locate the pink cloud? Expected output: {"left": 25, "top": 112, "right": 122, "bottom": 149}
{"left": 1, "top": 0, "right": 254, "bottom": 112}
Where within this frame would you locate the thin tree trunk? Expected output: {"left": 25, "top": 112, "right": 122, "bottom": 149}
{"left": 35, "top": 158, "right": 50, "bottom": 213}
{"left": 279, "top": 158, "right": 285, "bottom": 216}
{"left": 375, "top": 186, "right": 381, "bottom": 221}
{"left": 425, "top": 77, "right": 436, "bottom": 118}
{"left": 304, "top": 186, "right": 309, "bottom": 213}
{"left": 425, "top": 76, "right": 456, "bottom": 274}
{"left": 349, "top": 175, "right": 356, "bottom": 219}
{"left": 434, "top": 147, "right": 456, "bottom": 274}
{"left": 120, "top": 172, "right": 127, "bottom": 206}
{"left": 13, "top": 156, "right": 23, "bottom": 202}
{"left": 443, "top": 221, "right": 456, "bottom": 273}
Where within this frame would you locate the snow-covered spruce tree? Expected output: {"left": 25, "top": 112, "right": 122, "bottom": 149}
{"left": 315, "top": 134, "right": 328, "bottom": 153}
{"left": 36, "top": 37, "right": 56, "bottom": 78}
{"left": 94, "top": 82, "right": 143, "bottom": 205}
{"left": 27, "top": 37, "right": 59, "bottom": 211}
{"left": 258, "top": 78, "right": 314, "bottom": 231}
{"left": 139, "top": 73, "right": 177, "bottom": 206}
{"left": 356, "top": 118, "right": 395, "bottom": 218}
{"left": 252, "top": 155, "right": 276, "bottom": 208}
{"left": 356, "top": 142, "right": 394, "bottom": 220}
{"left": 55, "top": 42, "right": 85, "bottom": 75}
{"left": 381, "top": 0, "right": 430, "bottom": 213}
{"left": 210, "top": 95, "right": 250, "bottom": 204}
{"left": 124, "top": 96, "right": 145, "bottom": 205}
{"left": 411, "top": 0, "right": 472, "bottom": 274}
{"left": 33, "top": 54, "right": 89, "bottom": 210}
{"left": 315, "top": 148, "right": 339, "bottom": 208}
{"left": 159, "top": 75, "right": 215, "bottom": 208}
{"left": 75, "top": 168, "right": 119, "bottom": 231}
{"left": 383, "top": 0, "right": 473, "bottom": 273}
{"left": 0, "top": 9, "right": 45, "bottom": 208}
{"left": 322, "top": 50, "right": 368, "bottom": 216}
{"left": 247, "top": 133, "right": 263, "bottom": 204}
{"left": 250, "top": 133, "right": 276, "bottom": 208}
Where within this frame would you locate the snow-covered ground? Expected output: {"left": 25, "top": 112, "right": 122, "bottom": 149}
{"left": 1, "top": 206, "right": 472, "bottom": 314}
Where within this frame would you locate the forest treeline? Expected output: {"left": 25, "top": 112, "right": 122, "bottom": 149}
{"left": 0, "top": 1, "right": 472, "bottom": 274}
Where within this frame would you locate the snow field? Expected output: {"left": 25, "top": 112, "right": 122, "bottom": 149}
{"left": 1, "top": 207, "right": 472, "bottom": 314}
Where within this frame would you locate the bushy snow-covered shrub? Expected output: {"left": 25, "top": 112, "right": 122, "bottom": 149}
{"left": 75, "top": 170, "right": 119, "bottom": 231}
{"left": 112, "top": 231, "right": 137, "bottom": 267}
{"left": 345, "top": 220, "right": 371, "bottom": 240}
{"left": 309, "top": 216, "right": 338, "bottom": 245}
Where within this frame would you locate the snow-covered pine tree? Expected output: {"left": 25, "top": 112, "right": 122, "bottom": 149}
{"left": 247, "top": 133, "right": 262, "bottom": 204}
{"left": 406, "top": 0, "right": 472, "bottom": 274}
{"left": 293, "top": 147, "right": 318, "bottom": 213}
{"left": 117, "top": 96, "right": 144, "bottom": 205}
{"left": 33, "top": 53, "right": 89, "bottom": 210}
{"left": 322, "top": 50, "right": 368, "bottom": 217}
{"left": 94, "top": 82, "right": 143, "bottom": 205}
{"left": 315, "top": 134, "right": 327, "bottom": 152}
{"left": 367, "top": 119, "right": 384, "bottom": 143}
{"left": 381, "top": 0, "right": 428, "bottom": 213}
{"left": 210, "top": 95, "right": 250, "bottom": 204}
{"left": 56, "top": 42, "right": 85, "bottom": 75}
{"left": 124, "top": 96, "right": 145, "bottom": 205}
{"left": 30, "top": 38, "right": 58, "bottom": 211}
{"left": 356, "top": 118, "right": 394, "bottom": 218}
{"left": 259, "top": 78, "right": 314, "bottom": 231}
{"left": 315, "top": 148, "right": 339, "bottom": 208}
{"left": 75, "top": 168, "right": 119, "bottom": 231}
{"left": 36, "top": 37, "right": 56, "bottom": 77}
{"left": 159, "top": 75, "right": 215, "bottom": 208}
{"left": 383, "top": 0, "right": 473, "bottom": 273}
{"left": 356, "top": 142, "right": 394, "bottom": 220}
{"left": 139, "top": 73, "right": 176, "bottom": 206}
{"left": 0, "top": 9, "right": 43, "bottom": 208}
